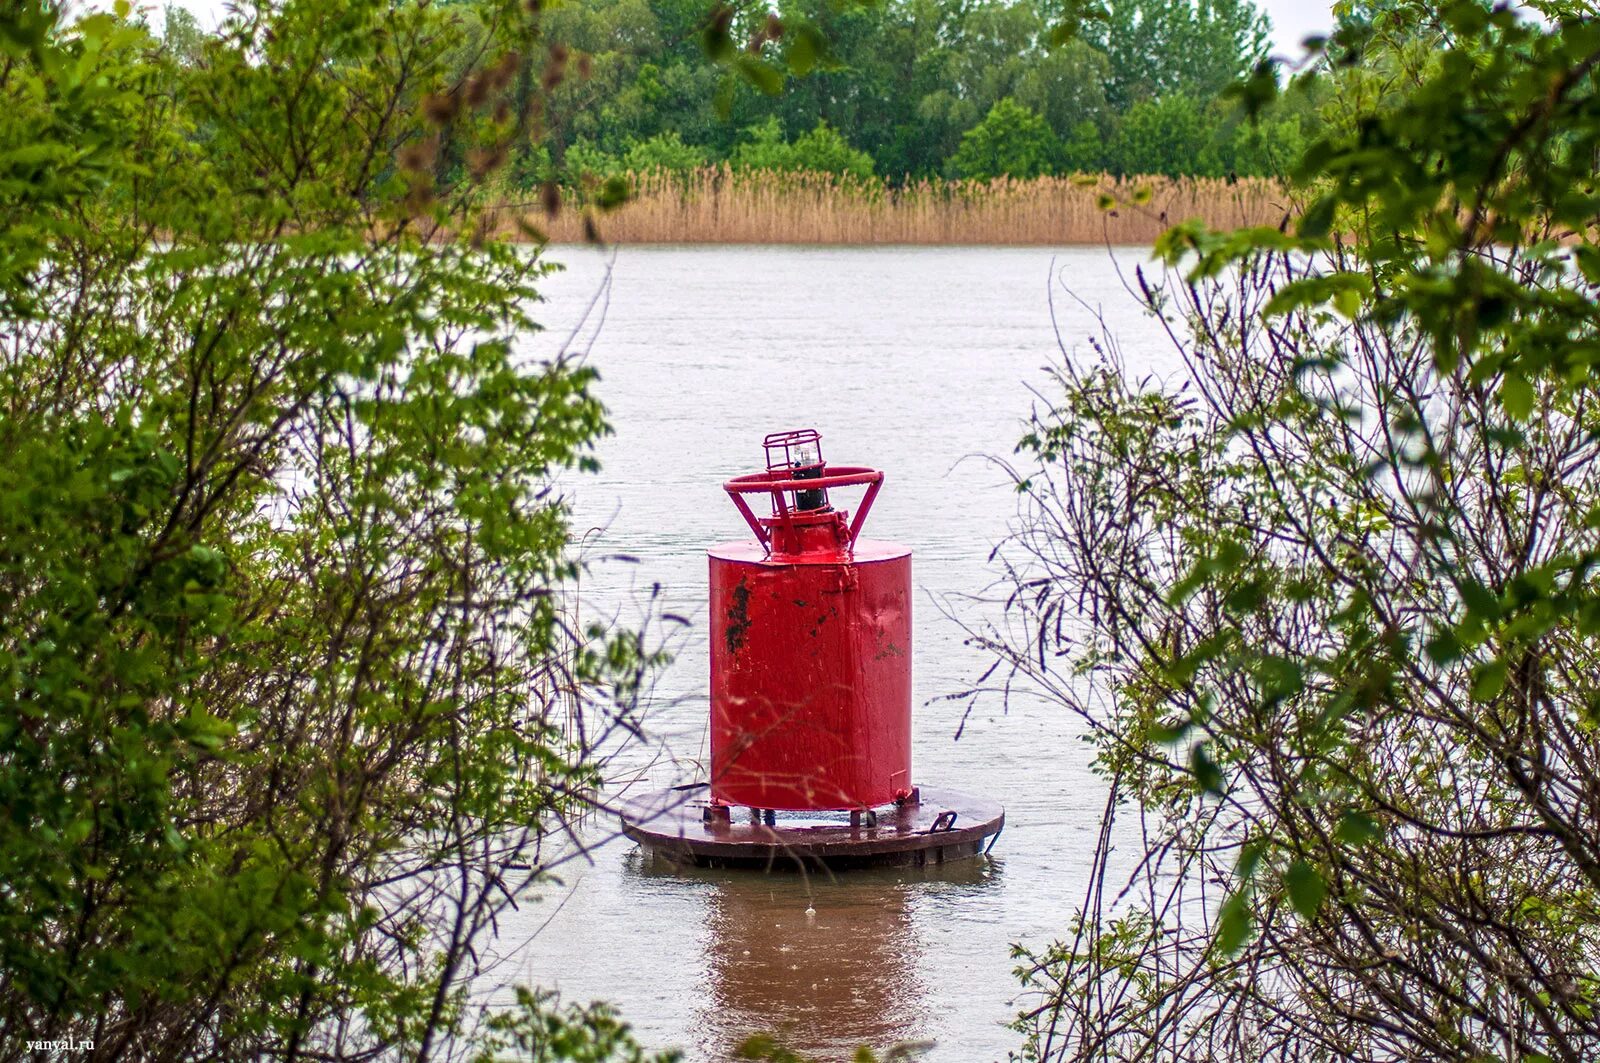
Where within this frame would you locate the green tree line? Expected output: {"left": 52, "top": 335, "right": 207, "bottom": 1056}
{"left": 163, "top": 0, "right": 1313, "bottom": 187}
{"left": 524, "top": 0, "right": 1309, "bottom": 183}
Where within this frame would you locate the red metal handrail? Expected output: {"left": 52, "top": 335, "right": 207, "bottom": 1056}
{"left": 723, "top": 465, "right": 884, "bottom": 549}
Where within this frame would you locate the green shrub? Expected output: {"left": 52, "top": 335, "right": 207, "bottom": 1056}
{"left": 945, "top": 98, "right": 1062, "bottom": 181}
{"left": 731, "top": 117, "right": 876, "bottom": 180}
{"left": 0, "top": 3, "right": 660, "bottom": 1057}
{"left": 1107, "top": 94, "right": 1222, "bottom": 177}
{"left": 622, "top": 131, "right": 710, "bottom": 172}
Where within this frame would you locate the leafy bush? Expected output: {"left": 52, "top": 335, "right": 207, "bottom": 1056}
{"left": 945, "top": 98, "right": 1062, "bottom": 180}
{"left": 1059, "top": 118, "right": 1106, "bottom": 174}
{"left": 1106, "top": 94, "right": 1222, "bottom": 177}
{"left": 0, "top": 2, "right": 661, "bottom": 1058}
{"left": 622, "top": 131, "right": 711, "bottom": 172}
{"left": 992, "top": 2, "right": 1600, "bottom": 1058}
{"left": 476, "top": 990, "right": 680, "bottom": 1063}
{"left": 1222, "top": 113, "right": 1307, "bottom": 177}
{"left": 731, "top": 117, "right": 876, "bottom": 180}
{"left": 566, "top": 136, "right": 622, "bottom": 180}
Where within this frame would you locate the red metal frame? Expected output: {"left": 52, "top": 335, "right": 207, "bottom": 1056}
{"left": 723, "top": 466, "right": 884, "bottom": 550}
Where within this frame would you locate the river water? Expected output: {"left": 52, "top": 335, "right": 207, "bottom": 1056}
{"left": 491, "top": 246, "right": 1176, "bottom": 1062}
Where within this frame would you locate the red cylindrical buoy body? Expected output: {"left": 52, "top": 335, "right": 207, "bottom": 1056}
{"left": 709, "top": 539, "right": 912, "bottom": 811}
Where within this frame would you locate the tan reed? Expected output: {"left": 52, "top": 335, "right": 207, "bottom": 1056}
{"left": 487, "top": 166, "right": 1295, "bottom": 246}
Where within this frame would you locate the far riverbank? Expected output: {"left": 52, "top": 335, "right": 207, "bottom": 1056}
{"left": 492, "top": 168, "right": 1294, "bottom": 247}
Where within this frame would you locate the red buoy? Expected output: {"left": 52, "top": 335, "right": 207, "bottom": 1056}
{"left": 621, "top": 430, "right": 1003, "bottom": 870}
{"left": 709, "top": 430, "right": 912, "bottom": 811}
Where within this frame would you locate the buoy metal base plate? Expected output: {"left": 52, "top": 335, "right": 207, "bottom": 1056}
{"left": 618, "top": 784, "right": 1004, "bottom": 870}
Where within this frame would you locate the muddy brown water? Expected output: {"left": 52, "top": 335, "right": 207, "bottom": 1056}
{"left": 487, "top": 245, "right": 1178, "bottom": 1062}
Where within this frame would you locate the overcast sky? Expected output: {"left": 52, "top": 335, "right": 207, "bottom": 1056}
{"left": 134, "top": 0, "right": 1340, "bottom": 66}
{"left": 1258, "top": 0, "right": 1340, "bottom": 61}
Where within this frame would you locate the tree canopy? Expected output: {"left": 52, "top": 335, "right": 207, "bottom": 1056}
{"left": 947, "top": 97, "right": 1063, "bottom": 179}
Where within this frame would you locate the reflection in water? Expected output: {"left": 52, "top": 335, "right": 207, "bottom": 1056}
{"left": 631, "top": 855, "right": 1000, "bottom": 1061}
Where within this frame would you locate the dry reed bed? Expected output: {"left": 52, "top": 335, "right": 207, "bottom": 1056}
{"left": 492, "top": 168, "right": 1294, "bottom": 245}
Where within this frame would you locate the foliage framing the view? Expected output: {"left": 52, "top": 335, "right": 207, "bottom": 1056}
{"left": 978, "top": 1, "right": 1600, "bottom": 1059}
{"left": 0, "top": 1, "right": 670, "bottom": 1059}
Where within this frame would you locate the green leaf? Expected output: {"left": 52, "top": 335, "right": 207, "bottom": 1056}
{"left": 1046, "top": 0, "right": 1108, "bottom": 46}
{"left": 1254, "top": 655, "right": 1303, "bottom": 703}
{"left": 1471, "top": 659, "right": 1508, "bottom": 701}
{"left": 1424, "top": 628, "right": 1461, "bottom": 666}
{"left": 1298, "top": 194, "right": 1337, "bottom": 238}
{"left": 1500, "top": 373, "right": 1534, "bottom": 420}
{"left": 736, "top": 56, "right": 784, "bottom": 95}
{"left": 699, "top": 8, "right": 735, "bottom": 62}
{"left": 1146, "top": 716, "right": 1191, "bottom": 744}
{"left": 163, "top": 823, "right": 188, "bottom": 853}
{"left": 1215, "top": 889, "right": 1253, "bottom": 955}
{"left": 1458, "top": 580, "right": 1501, "bottom": 621}
{"left": 1285, "top": 860, "right": 1326, "bottom": 919}
{"left": 1336, "top": 811, "right": 1379, "bottom": 847}
{"left": 1224, "top": 578, "right": 1265, "bottom": 613}
{"left": 1222, "top": 58, "right": 1281, "bottom": 118}
{"left": 596, "top": 175, "right": 631, "bottom": 211}
{"left": 1191, "top": 742, "right": 1224, "bottom": 796}
{"left": 1236, "top": 838, "right": 1266, "bottom": 881}
{"left": 787, "top": 27, "right": 820, "bottom": 76}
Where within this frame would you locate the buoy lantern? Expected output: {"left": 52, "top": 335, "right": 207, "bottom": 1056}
{"left": 620, "top": 430, "right": 1004, "bottom": 870}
